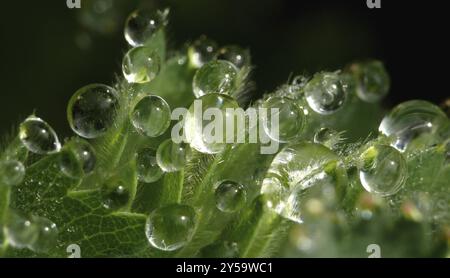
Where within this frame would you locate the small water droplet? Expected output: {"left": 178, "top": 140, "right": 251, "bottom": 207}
{"left": 214, "top": 180, "right": 247, "bottom": 213}
{"left": 379, "top": 100, "right": 447, "bottom": 152}
{"left": 19, "top": 116, "right": 61, "bottom": 154}
{"left": 145, "top": 204, "right": 196, "bottom": 251}
{"left": 122, "top": 46, "right": 160, "bottom": 83}
{"left": 192, "top": 60, "right": 238, "bottom": 98}
{"left": 347, "top": 60, "right": 390, "bottom": 103}
{"left": 304, "top": 72, "right": 346, "bottom": 115}
{"left": 59, "top": 138, "right": 96, "bottom": 178}
{"left": 216, "top": 45, "right": 249, "bottom": 69}
{"left": 184, "top": 94, "right": 240, "bottom": 154}
{"left": 137, "top": 148, "right": 163, "bottom": 183}
{"left": 67, "top": 84, "right": 119, "bottom": 139}
{"left": 261, "top": 143, "right": 348, "bottom": 223}
{"left": 101, "top": 183, "right": 130, "bottom": 210}
{"left": 358, "top": 144, "right": 407, "bottom": 196}
{"left": 0, "top": 160, "right": 25, "bottom": 186}
{"left": 130, "top": 95, "right": 171, "bottom": 137}
{"left": 28, "top": 216, "right": 58, "bottom": 253}
{"left": 156, "top": 139, "right": 191, "bottom": 172}
{"left": 124, "top": 9, "right": 168, "bottom": 47}
{"left": 261, "top": 96, "right": 306, "bottom": 143}
{"left": 4, "top": 212, "right": 38, "bottom": 249}
{"left": 188, "top": 36, "right": 218, "bottom": 68}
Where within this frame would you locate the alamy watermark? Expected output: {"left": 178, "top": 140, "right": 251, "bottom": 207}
{"left": 66, "top": 0, "right": 81, "bottom": 9}
{"left": 366, "top": 0, "right": 381, "bottom": 9}
{"left": 366, "top": 244, "right": 381, "bottom": 258}
{"left": 170, "top": 100, "right": 281, "bottom": 155}
{"left": 67, "top": 243, "right": 81, "bottom": 258}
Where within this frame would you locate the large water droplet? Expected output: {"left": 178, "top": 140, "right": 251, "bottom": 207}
{"left": 0, "top": 160, "right": 25, "bottom": 186}
{"left": 3, "top": 212, "right": 38, "bottom": 249}
{"left": 216, "top": 45, "right": 249, "bottom": 69}
{"left": 124, "top": 9, "right": 168, "bottom": 47}
{"left": 27, "top": 216, "right": 58, "bottom": 253}
{"left": 261, "top": 96, "right": 306, "bottom": 143}
{"left": 304, "top": 72, "right": 346, "bottom": 115}
{"left": 214, "top": 180, "right": 247, "bottom": 213}
{"left": 145, "top": 204, "right": 196, "bottom": 251}
{"left": 184, "top": 94, "right": 240, "bottom": 154}
{"left": 379, "top": 100, "right": 448, "bottom": 152}
{"left": 19, "top": 116, "right": 61, "bottom": 155}
{"left": 131, "top": 95, "right": 171, "bottom": 137}
{"left": 122, "top": 46, "right": 160, "bottom": 84}
{"left": 156, "top": 139, "right": 191, "bottom": 172}
{"left": 261, "top": 142, "right": 348, "bottom": 223}
{"left": 188, "top": 36, "right": 218, "bottom": 68}
{"left": 59, "top": 138, "right": 96, "bottom": 179}
{"left": 101, "top": 183, "right": 130, "bottom": 210}
{"left": 67, "top": 84, "right": 119, "bottom": 139}
{"left": 192, "top": 60, "right": 238, "bottom": 98}
{"left": 348, "top": 60, "right": 390, "bottom": 103}
{"left": 358, "top": 144, "right": 407, "bottom": 196}
{"left": 137, "top": 148, "right": 163, "bottom": 183}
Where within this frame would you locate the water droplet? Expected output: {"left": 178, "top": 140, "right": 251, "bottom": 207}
{"left": 261, "top": 96, "right": 306, "bottom": 143}
{"left": 192, "top": 60, "right": 238, "bottom": 98}
{"left": 216, "top": 45, "right": 249, "bottom": 69}
{"left": 348, "top": 60, "right": 390, "bottom": 103}
{"left": 0, "top": 160, "right": 25, "bottom": 186}
{"left": 304, "top": 72, "right": 346, "bottom": 115}
{"left": 19, "top": 116, "right": 61, "bottom": 155}
{"left": 130, "top": 95, "right": 171, "bottom": 137}
{"left": 124, "top": 9, "right": 168, "bottom": 47}
{"left": 188, "top": 36, "right": 218, "bottom": 68}
{"left": 379, "top": 100, "right": 447, "bottom": 152}
{"left": 122, "top": 46, "right": 161, "bottom": 84}
{"left": 184, "top": 94, "right": 240, "bottom": 154}
{"left": 67, "top": 84, "right": 119, "bottom": 139}
{"left": 101, "top": 184, "right": 130, "bottom": 210}
{"left": 28, "top": 216, "right": 58, "bottom": 253}
{"left": 358, "top": 144, "right": 407, "bottom": 197}
{"left": 314, "top": 127, "right": 340, "bottom": 149}
{"left": 145, "top": 204, "right": 196, "bottom": 251}
{"left": 4, "top": 212, "right": 38, "bottom": 249}
{"left": 156, "top": 139, "right": 191, "bottom": 172}
{"left": 261, "top": 142, "right": 348, "bottom": 223}
{"left": 215, "top": 180, "right": 247, "bottom": 213}
{"left": 59, "top": 138, "right": 96, "bottom": 178}
{"left": 137, "top": 148, "right": 163, "bottom": 183}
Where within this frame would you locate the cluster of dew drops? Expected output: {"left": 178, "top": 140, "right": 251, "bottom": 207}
{"left": 1, "top": 8, "right": 449, "bottom": 255}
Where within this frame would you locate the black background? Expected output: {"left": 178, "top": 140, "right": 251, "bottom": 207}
{"left": 0, "top": 0, "right": 448, "bottom": 137}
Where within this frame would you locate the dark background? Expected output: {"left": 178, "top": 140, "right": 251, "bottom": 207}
{"left": 0, "top": 0, "right": 447, "bottom": 137}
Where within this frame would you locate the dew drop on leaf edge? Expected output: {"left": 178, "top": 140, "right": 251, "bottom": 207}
{"left": 156, "top": 139, "right": 191, "bottom": 172}
{"left": 358, "top": 144, "right": 407, "bottom": 197}
{"left": 145, "top": 204, "right": 196, "bottom": 251}
{"left": 19, "top": 116, "right": 61, "bottom": 155}
{"left": 137, "top": 147, "right": 163, "bottom": 183}
{"left": 0, "top": 160, "right": 25, "bottom": 186}
{"left": 214, "top": 180, "right": 247, "bottom": 213}
{"left": 122, "top": 46, "right": 161, "bottom": 84}
{"left": 192, "top": 60, "right": 238, "bottom": 98}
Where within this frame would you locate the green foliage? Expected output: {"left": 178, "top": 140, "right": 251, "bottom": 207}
{"left": 0, "top": 8, "right": 448, "bottom": 258}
